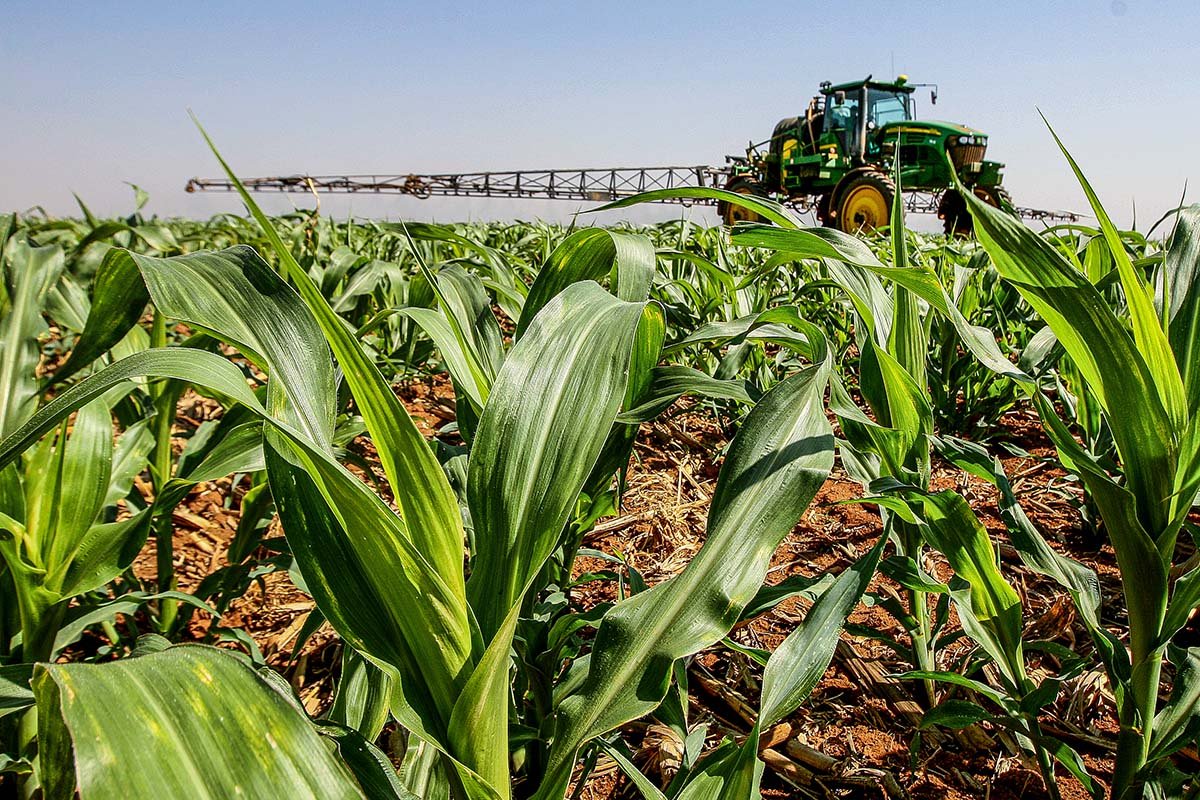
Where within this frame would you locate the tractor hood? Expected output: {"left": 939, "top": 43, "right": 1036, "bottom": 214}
{"left": 881, "top": 119, "right": 985, "bottom": 138}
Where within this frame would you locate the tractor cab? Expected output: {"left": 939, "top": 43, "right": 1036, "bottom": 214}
{"left": 821, "top": 77, "right": 915, "bottom": 163}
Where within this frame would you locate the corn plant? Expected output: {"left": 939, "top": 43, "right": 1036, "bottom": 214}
{"left": 925, "top": 244, "right": 1031, "bottom": 437}
{"left": 608, "top": 179, "right": 977, "bottom": 709}
{"left": 869, "top": 472, "right": 1100, "bottom": 799}
{"left": 956, "top": 138, "right": 1200, "bottom": 794}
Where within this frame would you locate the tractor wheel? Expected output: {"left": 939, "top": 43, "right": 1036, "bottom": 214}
{"left": 977, "top": 185, "right": 1012, "bottom": 210}
{"left": 718, "top": 178, "right": 765, "bottom": 226}
{"left": 835, "top": 172, "right": 895, "bottom": 234}
{"left": 815, "top": 193, "right": 834, "bottom": 227}
{"left": 938, "top": 186, "right": 1008, "bottom": 236}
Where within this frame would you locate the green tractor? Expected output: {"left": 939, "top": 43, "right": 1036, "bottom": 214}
{"left": 717, "top": 75, "right": 1010, "bottom": 235}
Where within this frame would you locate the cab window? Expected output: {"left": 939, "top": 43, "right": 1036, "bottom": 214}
{"left": 868, "top": 89, "right": 910, "bottom": 127}
{"left": 823, "top": 92, "right": 860, "bottom": 153}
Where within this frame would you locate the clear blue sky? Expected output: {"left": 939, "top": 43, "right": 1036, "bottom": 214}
{"left": 2, "top": 0, "right": 1195, "bottom": 230}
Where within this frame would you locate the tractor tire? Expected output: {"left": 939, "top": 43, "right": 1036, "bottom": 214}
{"left": 718, "top": 178, "right": 765, "bottom": 226}
{"left": 939, "top": 186, "right": 1008, "bottom": 237}
{"left": 835, "top": 172, "right": 895, "bottom": 234}
{"left": 978, "top": 185, "right": 1012, "bottom": 211}
{"left": 938, "top": 190, "right": 970, "bottom": 236}
{"left": 815, "top": 193, "right": 834, "bottom": 227}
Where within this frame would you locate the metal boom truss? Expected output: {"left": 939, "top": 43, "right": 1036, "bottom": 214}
{"left": 185, "top": 166, "right": 1080, "bottom": 222}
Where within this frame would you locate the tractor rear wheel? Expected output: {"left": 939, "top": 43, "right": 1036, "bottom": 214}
{"left": 939, "top": 186, "right": 1008, "bottom": 236}
{"left": 835, "top": 173, "right": 895, "bottom": 233}
{"left": 718, "top": 178, "right": 765, "bottom": 226}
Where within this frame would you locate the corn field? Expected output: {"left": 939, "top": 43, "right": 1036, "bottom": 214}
{"left": 1, "top": 129, "right": 1199, "bottom": 800}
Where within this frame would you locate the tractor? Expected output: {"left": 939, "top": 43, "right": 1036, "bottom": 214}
{"left": 717, "top": 75, "right": 1010, "bottom": 235}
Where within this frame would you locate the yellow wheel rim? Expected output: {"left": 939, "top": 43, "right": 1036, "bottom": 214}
{"left": 839, "top": 185, "right": 889, "bottom": 232}
{"left": 724, "top": 187, "right": 761, "bottom": 225}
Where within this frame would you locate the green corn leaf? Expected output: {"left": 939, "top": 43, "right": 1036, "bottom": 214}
{"left": 758, "top": 535, "right": 884, "bottom": 728}
{"left": 895, "top": 669, "right": 1009, "bottom": 707}
{"left": 0, "top": 350, "right": 248, "bottom": 461}
{"left": 0, "top": 664, "right": 34, "bottom": 720}
{"left": 328, "top": 647, "right": 394, "bottom": 742}
{"left": 597, "top": 741, "right": 669, "bottom": 800}
{"left": 1041, "top": 737, "right": 1102, "bottom": 800}
{"left": 677, "top": 739, "right": 763, "bottom": 800}
{"left": 962, "top": 182, "right": 1178, "bottom": 537}
{"left": 434, "top": 265, "right": 505, "bottom": 395}
{"left": 594, "top": 187, "right": 802, "bottom": 229}
{"left": 1042, "top": 116, "right": 1187, "bottom": 431}
{"left": 58, "top": 509, "right": 152, "bottom": 598}
{"left": 882, "top": 490, "right": 1026, "bottom": 688}
{"left": 466, "top": 282, "right": 646, "bottom": 640}
{"left": 581, "top": 301, "right": 666, "bottom": 518}
{"left": 1163, "top": 566, "right": 1200, "bottom": 646}
{"left": 34, "top": 644, "right": 365, "bottom": 800}
{"left": 154, "top": 420, "right": 266, "bottom": 514}
{"left": 617, "top": 365, "right": 758, "bottom": 424}
{"left": 447, "top": 602, "right": 523, "bottom": 796}
{"left": 50, "top": 591, "right": 216, "bottom": 660}
{"left": 195, "top": 121, "right": 468, "bottom": 608}
{"left": 40, "top": 400, "right": 112, "bottom": 589}
{"left": 516, "top": 228, "right": 655, "bottom": 338}
{"left": 320, "top": 724, "right": 418, "bottom": 800}
{"left": 887, "top": 149, "right": 926, "bottom": 389}
{"left": 664, "top": 305, "right": 823, "bottom": 361}
{"left": 104, "top": 417, "right": 154, "bottom": 507}
{"left": 0, "top": 240, "right": 65, "bottom": 436}
{"left": 880, "top": 555, "right": 949, "bottom": 594}
{"left": 124, "top": 247, "right": 336, "bottom": 448}
{"left": 932, "top": 436, "right": 1128, "bottom": 679}
{"left": 1162, "top": 206, "right": 1200, "bottom": 413}
{"left": 730, "top": 225, "right": 1027, "bottom": 384}
{"left": 263, "top": 437, "right": 473, "bottom": 750}
{"left": 1149, "top": 646, "right": 1200, "bottom": 761}
{"left": 399, "top": 306, "right": 489, "bottom": 410}
{"left": 534, "top": 352, "right": 834, "bottom": 799}
{"left": 48, "top": 246, "right": 149, "bottom": 387}
{"left": 920, "top": 699, "right": 996, "bottom": 730}
{"left": 1033, "top": 395, "right": 1168, "bottom": 669}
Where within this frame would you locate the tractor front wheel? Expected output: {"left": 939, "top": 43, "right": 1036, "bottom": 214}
{"left": 815, "top": 193, "right": 834, "bottom": 226}
{"left": 718, "top": 178, "right": 765, "bottom": 226}
{"left": 939, "top": 186, "right": 1008, "bottom": 236}
{"left": 835, "top": 173, "right": 895, "bottom": 234}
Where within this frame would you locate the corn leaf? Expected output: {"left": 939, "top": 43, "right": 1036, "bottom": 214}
{"left": 535, "top": 351, "right": 834, "bottom": 799}
{"left": 48, "top": 247, "right": 149, "bottom": 387}
{"left": 34, "top": 645, "right": 365, "bottom": 800}
{"left": 516, "top": 228, "right": 655, "bottom": 338}
{"left": 1043, "top": 118, "right": 1187, "bottom": 430}
{"left": 196, "top": 123, "right": 469, "bottom": 606}
{"left": 466, "top": 281, "right": 647, "bottom": 639}
{"left": 1163, "top": 206, "right": 1200, "bottom": 413}
{"left": 759, "top": 535, "right": 885, "bottom": 728}
{"left": 962, "top": 188, "right": 1178, "bottom": 535}
{"left": 594, "top": 187, "right": 802, "bottom": 229}
{"left": 0, "top": 240, "right": 64, "bottom": 436}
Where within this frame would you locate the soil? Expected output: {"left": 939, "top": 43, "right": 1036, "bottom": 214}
{"left": 113, "top": 370, "right": 1146, "bottom": 799}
